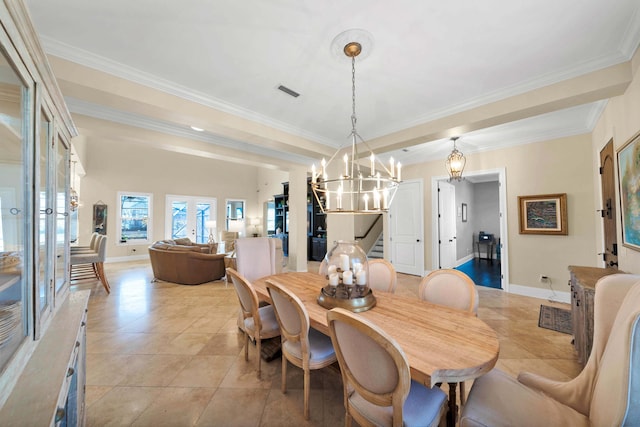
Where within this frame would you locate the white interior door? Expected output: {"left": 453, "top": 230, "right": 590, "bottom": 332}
{"left": 389, "top": 180, "right": 424, "bottom": 275}
{"left": 438, "top": 181, "right": 457, "bottom": 268}
{"left": 166, "top": 195, "right": 217, "bottom": 243}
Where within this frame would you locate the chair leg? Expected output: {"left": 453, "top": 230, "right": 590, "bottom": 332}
{"left": 345, "top": 412, "right": 352, "bottom": 427}
{"left": 256, "top": 337, "right": 262, "bottom": 378}
{"left": 95, "top": 262, "right": 111, "bottom": 294}
{"left": 303, "top": 367, "right": 310, "bottom": 420}
{"left": 460, "top": 381, "right": 466, "bottom": 406}
{"left": 281, "top": 353, "right": 287, "bottom": 393}
{"left": 244, "top": 332, "right": 249, "bottom": 361}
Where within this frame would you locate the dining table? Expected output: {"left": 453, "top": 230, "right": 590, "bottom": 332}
{"left": 252, "top": 271, "right": 500, "bottom": 427}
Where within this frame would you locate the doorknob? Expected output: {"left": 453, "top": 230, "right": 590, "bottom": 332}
{"left": 416, "top": 239, "right": 421, "bottom": 242}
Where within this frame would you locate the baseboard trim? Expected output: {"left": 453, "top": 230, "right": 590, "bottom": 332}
{"left": 508, "top": 284, "right": 571, "bottom": 304}
{"left": 106, "top": 254, "right": 149, "bottom": 263}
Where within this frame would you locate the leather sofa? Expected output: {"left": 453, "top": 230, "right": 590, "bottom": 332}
{"left": 148, "top": 238, "right": 226, "bottom": 285}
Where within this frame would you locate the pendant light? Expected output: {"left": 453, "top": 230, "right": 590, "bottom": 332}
{"left": 446, "top": 136, "right": 466, "bottom": 181}
{"left": 310, "top": 38, "right": 401, "bottom": 214}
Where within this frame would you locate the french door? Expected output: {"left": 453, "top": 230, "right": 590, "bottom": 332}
{"left": 165, "top": 195, "right": 217, "bottom": 244}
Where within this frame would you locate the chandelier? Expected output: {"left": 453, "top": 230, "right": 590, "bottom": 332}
{"left": 311, "top": 40, "right": 401, "bottom": 214}
{"left": 445, "top": 136, "right": 466, "bottom": 181}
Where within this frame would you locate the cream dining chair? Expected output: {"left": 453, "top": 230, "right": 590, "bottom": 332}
{"left": 418, "top": 269, "right": 479, "bottom": 314}
{"left": 367, "top": 259, "right": 397, "bottom": 293}
{"left": 226, "top": 268, "right": 281, "bottom": 378}
{"left": 460, "top": 273, "right": 640, "bottom": 427}
{"left": 267, "top": 279, "right": 337, "bottom": 420}
{"left": 70, "top": 234, "right": 110, "bottom": 294}
{"left": 419, "top": 268, "right": 478, "bottom": 407}
{"left": 327, "top": 307, "right": 447, "bottom": 427}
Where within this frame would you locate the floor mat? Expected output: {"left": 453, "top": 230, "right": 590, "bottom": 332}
{"left": 538, "top": 305, "right": 572, "bottom": 335}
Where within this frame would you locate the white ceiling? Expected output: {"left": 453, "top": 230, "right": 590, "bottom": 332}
{"left": 24, "top": 0, "right": 640, "bottom": 167}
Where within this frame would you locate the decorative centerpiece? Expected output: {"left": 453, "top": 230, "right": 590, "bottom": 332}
{"left": 317, "top": 240, "right": 376, "bottom": 312}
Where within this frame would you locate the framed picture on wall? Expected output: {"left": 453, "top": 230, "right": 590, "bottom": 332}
{"left": 617, "top": 131, "right": 640, "bottom": 251}
{"left": 93, "top": 202, "right": 107, "bottom": 235}
{"left": 518, "top": 193, "right": 567, "bottom": 235}
{"left": 461, "top": 203, "right": 468, "bottom": 222}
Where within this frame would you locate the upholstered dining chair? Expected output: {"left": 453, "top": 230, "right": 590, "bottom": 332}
{"left": 418, "top": 269, "right": 479, "bottom": 314}
{"left": 460, "top": 273, "right": 640, "bottom": 427}
{"left": 226, "top": 267, "right": 280, "bottom": 378}
{"left": 418, "top": 268, "right": 478, "bottom": 407}
{"left": 220, "top": 230, "right": 239, "bottom": 254}
{"left": 70, "top": 232, "right": 100, "bottom": 254}
{"left": 327, "top": 307, "right": 447, "bottom": 427}
{"left": 367, "top": 259, "right": 397, "bottom": 293}
{"left": 70, "top": 234, "right": 110, "bottom": 294}
{"left": 267, "top": 279, "right": 337, "bottom": 420}
{"left": 235, "top": 237, "right": 281, "bottom": 282}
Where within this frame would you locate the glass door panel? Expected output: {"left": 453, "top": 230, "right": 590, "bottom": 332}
{"left": 54, "top": 135, "right": 69, "bottom": 296}
{"left": 36, "top": 105, "right": 53, "bottom": 329}
{"left": 0, "top": 50, "right": 30, "bottom": 371}
{"left": 166, "top": 196, "right": 216, "bottom": 244}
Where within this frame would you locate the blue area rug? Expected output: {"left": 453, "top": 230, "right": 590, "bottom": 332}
{"left": 456, "top": 258, "right": 501, "bottom": 289}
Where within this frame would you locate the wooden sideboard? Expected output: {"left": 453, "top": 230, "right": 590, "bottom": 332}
{"left": 568, "top": 266, "right": 620, "bottom": 364}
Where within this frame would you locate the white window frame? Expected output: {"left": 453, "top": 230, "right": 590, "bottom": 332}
{"left": 117, "top": 191, "right": 153, "bottom": 245}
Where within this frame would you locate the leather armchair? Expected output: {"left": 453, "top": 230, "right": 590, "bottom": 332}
{"left": 148, "top": 239, "right": 225, "bottom": 285}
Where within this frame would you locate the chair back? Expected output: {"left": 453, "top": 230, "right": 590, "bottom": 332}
{"left": 88, "top": 232, "right": 99, "bottom": 250}
{"left": 226, "top": 268, "right": 261, "bottom": 331}
{"left": 235, "top": 237, "right": 278, "bottom": 282}
{"left": 368, "top": 259, "right": 397, "bottom": 293}
{"left": 419, "top": 269, "right": 479, "bottom": 314}
{"left": 588, "top": 276, "right": 640, "bottom": 425}
{"left": 221, "top": 231, "right": 239, "bottom": 253}
{"left": 327, "top": 307, "right": 411, "bottom": 426}
{"left": 266, "top": 279, "right": 309, "bottom": 349}
{"left": 96, "top": 235, "right": 107, "bottom": 261}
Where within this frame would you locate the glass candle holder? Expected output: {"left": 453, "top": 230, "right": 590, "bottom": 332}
{"left": 317, "top": 240, "right": 376, "bottom": 312}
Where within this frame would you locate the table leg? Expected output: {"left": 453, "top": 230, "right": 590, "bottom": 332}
{"left": 447, "top": 382, "right": 458, "bottom": 427}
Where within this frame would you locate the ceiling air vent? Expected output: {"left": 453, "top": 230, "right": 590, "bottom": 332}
{"left": 277, "top": 85, "right": 300, "bottom": 98}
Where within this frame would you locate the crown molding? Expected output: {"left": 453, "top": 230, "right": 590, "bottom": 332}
{"left": 65, "top": 97, "right": 316, "bottom": 166}
{"left": 40, "top": 36, "right": 339, "bottom": 148}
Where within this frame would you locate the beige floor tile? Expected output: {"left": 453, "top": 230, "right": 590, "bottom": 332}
{"left": 119, "top": 354, "right": 193, "bottom": 386}
{"left": 195, "top": 388, "right": 270, "bottom": 427}
{"left": 131, "top": 387, "right": 216, "bottom": 427}
{"left": 169, "top": 355, "right": 236, "bottom": 388}
{"left": 260, "top": 387, "right": 325, "bottom": 426}
{"left": 87, "top": 386, "right": 164, "bottom": 427}
{"left": 197, "top": 332, "right": 245, "bottom": 356}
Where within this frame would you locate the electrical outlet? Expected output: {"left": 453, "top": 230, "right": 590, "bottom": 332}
{"left": 539, "top": 275, "right": 549, "bottom": 282}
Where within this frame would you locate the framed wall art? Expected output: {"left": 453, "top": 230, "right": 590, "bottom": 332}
{"left": 518, "top": 193, "right": 567, "bottom": 235}
{"left": 93, "top": 202, "right": 107, "bottom": 235}
{"left": 462, "top": 203, "right": 468, "bottom": 222}
{"left": 617, "top": 131, "right": 640, "bottom": 251}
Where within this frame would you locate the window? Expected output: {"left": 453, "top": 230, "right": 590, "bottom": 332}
{"left": 117, "top": 192, "right": 152, "bottom": 244}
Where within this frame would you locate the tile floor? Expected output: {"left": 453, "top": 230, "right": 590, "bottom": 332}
{"left": 75, "top": 260, "right": 581, "bottom": 426}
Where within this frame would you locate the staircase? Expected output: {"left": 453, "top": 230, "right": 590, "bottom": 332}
{"left": 368, "top": 234, "right": 384, "bottom": 259}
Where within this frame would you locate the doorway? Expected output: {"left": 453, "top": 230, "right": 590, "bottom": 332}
{"left": 165, "top": 195, "right": 217, "bottom": 243}
{"left": 389, "top": 179, "right": 424, "bottom": 275}
{"left": 599, "top": 139, "right": 618, "bottom": 268}
{"left": 431, "top": 168, "right": 509, "bottom": 290}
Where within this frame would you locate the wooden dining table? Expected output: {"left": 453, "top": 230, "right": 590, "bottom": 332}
{"left": 252, "top": 272, "right": 500, "bottom": 426}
